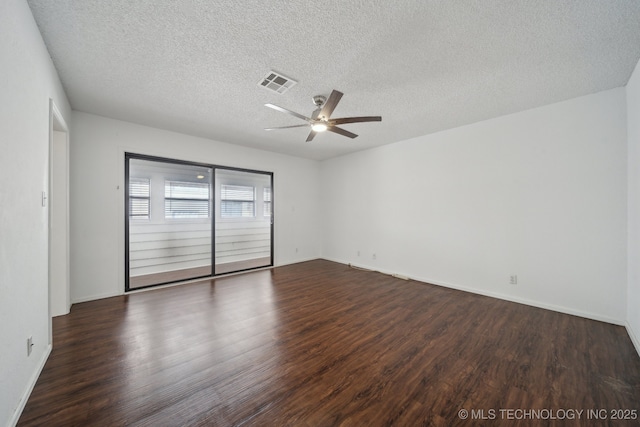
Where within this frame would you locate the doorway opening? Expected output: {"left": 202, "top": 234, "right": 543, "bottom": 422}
{"left": 48, "top": 100, "right": 70, "bottom": 330}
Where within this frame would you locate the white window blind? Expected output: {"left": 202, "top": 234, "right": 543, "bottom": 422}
{"left": 221, "top": 184, "right": 255, "bottom": 218}
{"left": 263, "top": 187, "right": 272, "bottom": 217}
{"left": 129, "top": 178, "right": 150, "bottom": 219}
{"left": 165, "top": 180, "right": 210, "bottom": 218}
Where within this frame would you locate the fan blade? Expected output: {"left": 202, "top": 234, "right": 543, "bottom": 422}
{"left": 306, "top": 130, "right": 317, "bottom": 142}
{"left": 265, "top": 104, "right": 313, "bottom": 123}
{"left": 319, "top": 90, "right": 343, "bottom": 120}
{"left": 327, "top": 126, "right": 358, "bottom": 139}
{"left": 330, "top": 116, "right": 382, "bottom": 125}
{"left": 265, "top": 124, "right": 310, "bottom": 131}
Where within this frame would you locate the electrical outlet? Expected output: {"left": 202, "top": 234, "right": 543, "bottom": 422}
{"left": 510, "top": 275, "right": 518, "bottom": 285}
{"left": 372, "top": 253, "right": 377, "bottom": 260}
{"left": 27, "top": 336, "right": 33, "bottom": 356}
{"left": 295, "top": 248, "right": 299, "bottom": 253}
{"left": 357, "top": 250, "right": 360, "bottom": 256}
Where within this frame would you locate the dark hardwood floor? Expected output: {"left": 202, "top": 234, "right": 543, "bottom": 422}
{"left": 18, "top": 260, "right": 640, "bottom": 426}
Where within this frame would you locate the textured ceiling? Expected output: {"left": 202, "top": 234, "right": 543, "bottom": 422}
{"left": 27, "top": 0, "right": 640, "bottom": 160}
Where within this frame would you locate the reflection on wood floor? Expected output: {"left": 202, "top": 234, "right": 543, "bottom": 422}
{"left": 214, "top": 256, "right": 271, "bottom": 275}
{"left": 19, "top": 260, "right": 640, "bottom": 426}
{"left": 129, "top": 265, "right": 212, "bottom": 289}
{"left": 129, "top": 257, "right": 271, "bottom": 288}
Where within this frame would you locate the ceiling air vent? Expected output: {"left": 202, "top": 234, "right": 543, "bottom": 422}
{"left": 258, "top": 71, "right": 297, "bottom": 94}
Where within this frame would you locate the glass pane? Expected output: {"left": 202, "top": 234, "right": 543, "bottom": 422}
{"left": 215, "top": 169, "right": 272, "bottom": 274}
{"left": 127, "top": 157, "right": 212, "bottom": 289}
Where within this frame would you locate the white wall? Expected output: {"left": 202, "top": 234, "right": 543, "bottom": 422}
{"left": 0, "top": 0, "right": 71, "bottom": 425}
{"left": 628, "top": 58, "right": 640, "bottom": 353}
{"left": 321, "top": 88, "right": 628, "bottom": 324}
{"left": 70, "top": 111, "right": 321, "bottom": 302}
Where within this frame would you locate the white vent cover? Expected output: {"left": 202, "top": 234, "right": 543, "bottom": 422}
{"left": 258, "top": 71, "right": 297, "bottom": 94}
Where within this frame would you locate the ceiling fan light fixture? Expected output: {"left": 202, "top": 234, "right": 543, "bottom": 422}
{"left": 311, "top": 123, "right": 328, "bottom": 132}
{"left": 264, "top": 89, "right": 381, "bottom": 141}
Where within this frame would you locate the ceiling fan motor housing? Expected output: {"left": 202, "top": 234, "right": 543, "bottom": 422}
{"left": 313, "top": 95, "right": 326, "bottom": 107}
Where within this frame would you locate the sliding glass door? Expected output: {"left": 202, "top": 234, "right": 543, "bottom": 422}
{"left": 215, "top": 168, "right": 273, "bottom": 274}
{"left": 125, "top": 154, "right": 273, "bottom": 290}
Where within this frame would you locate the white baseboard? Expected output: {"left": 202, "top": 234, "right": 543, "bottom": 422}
{"left": 420, "top": 276, "right": 624, "bottom": 326}
{"left": 322, "top": 257, "right": 625, "bottom": 326}
{"left": 72, "top": 291, "right": 120, "bottom": 304}
{"left": 626, "top": 321, "right": 640, "bottom": 357}
{"left": 9, "top": 343, "right": 52, "bottom": 427}
{"left": 274, "top": 257, "right": 319, "bottom": 267}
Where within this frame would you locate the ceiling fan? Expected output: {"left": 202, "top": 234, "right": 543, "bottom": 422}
{"left": 264, "top": 90, "right": 381, "bottom": 142}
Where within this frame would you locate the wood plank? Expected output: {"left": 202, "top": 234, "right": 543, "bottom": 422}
{"left": 214, "top": 256, "right": 271, "bottom": 274}
{"left": 215, "top": 253, "right": 270, "bottom": 266}
{"left": 130, "top": 259, "right": 212, "bottom": 277}
{"left": 18, "top": 260, "right": 640, "bottom": 426}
